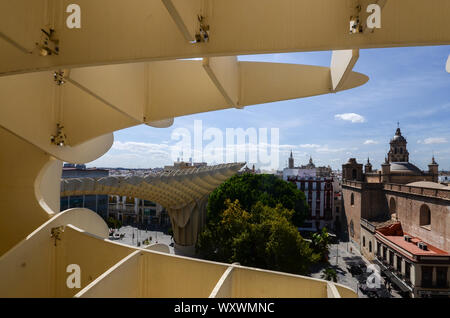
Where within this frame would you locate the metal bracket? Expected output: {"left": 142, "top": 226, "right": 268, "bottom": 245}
{"left": 53, "top": 70, "right": 67, "bottom": 86}
{"left": 50, "top": 226, "right": 65, "bottom": 246}
{"left": 36, "top": 27, "right": 60, "bottom": 56}
{"left": 195, "top": 15, "right": 210, "bottom": 43}
{"left": 50, "top": 123, "right": 67, "bottom": 147}
{"left": 349, "top": 5, "right": 363, "bottom": 34}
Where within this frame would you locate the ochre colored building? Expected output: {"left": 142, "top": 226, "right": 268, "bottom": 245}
{"left": 342, "top": 127, "right": 450, "bottom": 298}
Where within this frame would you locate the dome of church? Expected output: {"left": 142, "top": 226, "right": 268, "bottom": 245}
{"left": 390, "top": 162, "right": 423, "bottom": 175}
{"left": 392, "top": 134, "right": 406, "bottom": 142}
{"left": 391, "top": 127, "right": 406, "bottom": 143}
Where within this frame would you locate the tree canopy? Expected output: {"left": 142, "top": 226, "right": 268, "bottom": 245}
{"left": 197, "top": 199, "right": 319, "bottom": 274}
{"left": 107, "top": 217, "right": 122, "bottom": 229}
{"left": 206, "top": 173, "right": 308, "bottom": 227}
{"left": 311, "top": 227, "right": 332, "bottom": 262}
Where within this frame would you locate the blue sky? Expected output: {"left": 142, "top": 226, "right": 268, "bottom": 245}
{"left": 88, "top": 45, "right": 450, "bottom": 171}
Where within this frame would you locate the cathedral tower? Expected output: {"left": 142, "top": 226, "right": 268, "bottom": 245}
{"left": 365, "top": 157, "right": 373, "bottom": 173}
{"left": 388, "top": 125, "right": 409, "bottom": 162}
{"left": 428, "top": 156, "right": 439, "bottom": 183}
{"left": 288, "top": 150, "right": 294, "bottom": 169}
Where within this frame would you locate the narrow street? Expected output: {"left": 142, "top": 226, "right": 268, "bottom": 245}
{"left": 310, "top": 240, "right": 402, "bottom": 298}
{"left": 109, "top": 226, "right": 175, "bottom": 254}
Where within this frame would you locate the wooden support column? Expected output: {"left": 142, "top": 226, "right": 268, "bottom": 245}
{"left": 203, "top": 56, "right": 241, "bottom": 108}
{"left": 330, "top": 49, "right": 360, "bottom": 92}
{"left": 161, "top": 0, "right": 202, "bottom": 42}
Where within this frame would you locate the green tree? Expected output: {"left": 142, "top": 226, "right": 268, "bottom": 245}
{"left": 107, "top": 217, "right": 116, "bottom": 229}
{"left": 321, "top": 268, "right": 338, "bottom": 282}
{"left": 107, "top": 217, "right": 122, "bottom": 229}
{"left": 207, "top": 174, "right": 308, "bottom": 227}
{"left": 197, "top": 200, "right": 318, "bottom": 275}
{"left": 311, "top": 227, "right": 331, "bottom": 262}
{"left": 197, "top": 199, "right": 250, "bottom": 262}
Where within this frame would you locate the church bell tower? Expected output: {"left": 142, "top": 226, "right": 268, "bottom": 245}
{"left": 388, "top": 124, "right": 409, "bottom": 162}
{"left": 288, "top": 150, "right": 294, "bottom": 169}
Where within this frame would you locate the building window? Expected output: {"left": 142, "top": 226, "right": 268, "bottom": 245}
{"left": 60, "top": 197, "right": 69, "bottom": 211}
{"left": 69, "top": 196, "right": 83, "bottom": 208}
{"left": 350, "top": 193, "right": 355, "bottom": 206}
{"left": 352, "top": 169, "right": 357, "bottom": 179}
{"left": 396, "top": 255, "right": 402, "bottom": 271}
{"left": 363, "top": 236, "right": 366, "bottom": 247}
{"left": 419, "top": 204, "right": 431, "bottom": 229}
{"left": 109, "top": 196, "right": 117, "bottom": 204}
{"left": 405, "top": 262, "right": 411, "bottom": 283}
{"left": 436, "top": 267, "right": 448, "bottom": 288}
{"left": 389, "top": 251, "right": 394, "bottom": 266}
{"left": 369, "top": 241, "right": 372, "bottom": 253}
{"left": 84, "top": 195, "right": 97, "bottom": 212}
{"left": 97, "top": 196, "right": 108, "bottom": 215}
{"left": 421, "top": 266, "right": 433, "bottom": 288}
{"left": 144, "top": 200, "right": 156, "bottom": 207}
{"left": 349, "top": 220, "right": 354, "bottom": 238}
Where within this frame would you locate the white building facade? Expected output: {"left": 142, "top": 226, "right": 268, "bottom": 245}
{"left": 283, "top": 154, "right": 339, "bottom": 232}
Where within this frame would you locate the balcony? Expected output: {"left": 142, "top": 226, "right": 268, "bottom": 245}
{"left": 373, "top": 259, "right": 413, "bottom": 294}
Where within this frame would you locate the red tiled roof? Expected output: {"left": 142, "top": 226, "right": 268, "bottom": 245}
{"left": 377, "top": 222, "right": 403, "bottom": 236}
{"left": 376, "top": 222, "right": 449, "bottom": 256}
{"left": 379, "top": 234, "right": 449, "bottom": 256}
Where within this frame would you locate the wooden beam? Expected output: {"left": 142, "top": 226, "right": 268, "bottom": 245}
{"left": 203, "top": 57, "right": 240, "bottom": 108}
{"left": 330, "top": 49, "right": 360, "bottom": 92}
{"left": 146, "top": 118, "right": 174, "bottom": 128}
{"left": 1, "top": 0, "right": 450, "bottom": 75}
{"left": 161, "top": 0, "right": 202, "bottom": 43}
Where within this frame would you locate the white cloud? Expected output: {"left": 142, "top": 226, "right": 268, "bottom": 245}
{"left": 88, "top": 141, "right": 174, "bottom": 168}
{"left": 364, "top": 139, "right": 379, "bottom": 145}
{"left": 87, "top": 152, "right": 170, "bottom": 169}
{"left": 316, "top": 146, "right": 348, "bottom": 153}
{"left": 418, "top": 137, "right": 448, "bottom": 145}
{"left": 334, "top": 113, "right": 366, "bottom": 123}
{"left": 112, "top": 141, "right": 171, "bottom": 154}
{"left": 299, "top": 144, "right": 321, "bottom": 148}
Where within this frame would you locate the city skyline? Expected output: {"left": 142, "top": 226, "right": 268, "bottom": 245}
{"left": 87, "top": 45, "right": 450, "bottom": 171}
{"left": 2, "top": 0, "right": 449, "bottom": 300}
